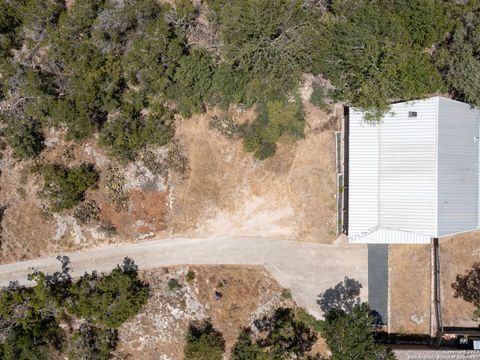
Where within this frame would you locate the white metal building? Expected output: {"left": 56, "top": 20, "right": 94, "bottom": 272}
{"left": 347, "top": 96, "right": 480, "bottom": 244}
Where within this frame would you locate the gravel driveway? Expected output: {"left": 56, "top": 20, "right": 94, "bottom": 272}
{"left": 0, "top": 236, "right": 368, "bottom": 318}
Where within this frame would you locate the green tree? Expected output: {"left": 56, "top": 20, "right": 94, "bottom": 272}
{"left": 452, "top": 262, "right": 480, "bottom": 321}
{"left": 231, "top": 329, "right": 267, "bottom": 360}
{"left": 318, "top": 0, "right": 446, "bottom": 119}
{"left": 435, "top": 5, "right": 480, "bottom": 106}
{"left": 242, "top": 99, "right": 304, "bottom": 160}
{"left": 5, "top": 119, "right": 44, "bottom": 159}
{"left": 67, "top": 258, "right": 149, "bottom": 328}
{"left": 100, "top": 102, "right": 175, "bottom": 160}
{"left": 66, "top": 322, "right": 118, "bottom": 360}
{"left": 0, "top": 256, "right": 146, "bottom": 359}
{"left": 40, "top": 163, "right": 98, "bottom": 211}
{"left": 184, "top": 321, "right": 225, "bottom": 360}
{"left": 170, "top": 49, "right": 216, "bottom": 117}
{"left": 0, "top": 0, "right": 23, "bottom": 59}
{"left": 232, "top": 307, "right": 319, "bottom": 359}
{"left": 321, "top": 303, "right": 395, "bottom": 360}
{"left": 208, "top": 0, "right": 323, "bottom": 101}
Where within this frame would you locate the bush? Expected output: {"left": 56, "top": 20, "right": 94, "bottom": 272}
{"left": 100, "top": 103, "right": 175, "bottom": 160}
{"left": 310, "top": 83, "right": 327, "bottom": 109}
{"left": 168, "top": 278, "right": 182, "bottom": 291}
{"left": 170, "top": 49, "right": 216, "bottom": 117}
{"left": 185, "top": 270, "right": 195, "bottom": 282}
{"left": 40, "top": 164, "right": 98, "bottom": 211}
{"left": 207, "top": 0, "right": 323, "bottom": 101}
{"left": 242, "top": 99, "right": 304, "bottom": 160}
{"left": 66, "top": 323, "right": 118, "bottom": 360}
{"left": 73, "top": 199, "right": 100, "bottom": 224}
{"left": 40, "top": 163, "right": 98, "bottom": 211}
{"left": 184, "top": 321, "right": 225, "bottom": 360}
{"left": 452, "top": 262, "right": 480, "bottom": 321}
{"left": 0, "top": 256, "right": 146, "bottom": 359}
{"left": 5, "top": 119, "right": 44, "bottom": 159}
{"left": 231, "top": 329, "right": 267, "bottom": 360}
{"left": 67, "top": 258, "right": 149, "bottom": 328}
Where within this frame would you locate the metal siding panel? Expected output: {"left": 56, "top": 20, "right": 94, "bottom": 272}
{"left": 348, "top": 98, "right": 438, "bottom": 243}
{"left": 378, "top": 99, "right": 438, "bottom": 235}
{"left": 349, "top": 228, "right": 431, "bottom": 244}
{"left": 348, "top": 110, "right": 379, "bottom": 238}
{"left": 437, "top": 97, "right": 480, "bottom": 236}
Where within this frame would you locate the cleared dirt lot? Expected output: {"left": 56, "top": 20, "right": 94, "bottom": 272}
{"left": 440, "top": 232, "right": 480, "bottom": 327}
{"left": 388, "top": 245, "right": 432, "bottom": 336}
{"left": 115, "top": 265, "right": 330, "bottom": 359}
{"left": 170, "top": 104, "right": 338, "bottom": 242}
{"left": 0, "top": 102, "right": 338, "bottom": 264}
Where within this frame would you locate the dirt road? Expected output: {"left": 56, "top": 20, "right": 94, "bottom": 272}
{"left": 0, "top": 236, "right": 367, "bottom": 318}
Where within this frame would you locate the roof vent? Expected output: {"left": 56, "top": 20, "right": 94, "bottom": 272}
{"left": 408, "top": 111, "right": 417, "bottom": 118}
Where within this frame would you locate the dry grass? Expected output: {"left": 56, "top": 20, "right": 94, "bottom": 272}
{"left": 440, "top": 232, "right": 480, "bottom": 327}
{"left": 116, "top": 265, "right": 294, "bottom": 359}
{"left": 388, "top": 245, "right": 432, "bottom": 335}
{"left": 170, "top": 104, "right": 338, "bottom": 242}
{"left": 0, "top": 99, "right": 339, "bottom": 263}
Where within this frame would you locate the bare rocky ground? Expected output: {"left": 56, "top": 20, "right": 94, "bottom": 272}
{"left": 0, "top": 96, "right": 339, "bottom": 264}
{"left": 115, "top": 265, "right": 329, "bottom": 360}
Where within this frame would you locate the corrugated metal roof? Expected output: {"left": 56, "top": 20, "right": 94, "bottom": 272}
{"left": 349, "top": 227, "right": 431, "bottom": 244}
{"left": 348, "top": 96, "right": 480, "bottom": 244}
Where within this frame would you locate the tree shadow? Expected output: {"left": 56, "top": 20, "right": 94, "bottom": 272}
{"left": 317, "top": 277, "right": 362, "bottom": 314}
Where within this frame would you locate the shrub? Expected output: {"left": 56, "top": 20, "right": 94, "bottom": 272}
{"left": 168, "top": 278, "right": 182, "bottom": 291}
{"left": 67, "top": 258, "right": 149, "bottom": 328}
{"left": 100, "top": 103, "right": 175, "bottom": 161}
{"left": 40, "top": 163, "right": 98, "bottom": 211}
{"left": 66, "top": 323, "right": 118, "bottom": 360}
{"left": 207, "top": 0, "right": 323, "bottom": 101}
{"left": 281, "top": 288, "right": 292, "bottom": 300}
{"left": 452, "top": 262, "right": 480, "bottom": 321}
{"left": 170, "top": 49, "right": 216, "bottom": 117}
{"left": 184, "top": 321, "right": 225, "bottom": 360}
{"left": 209, "top": 114, "right": 239, "bottom": 139}
{"left": 231, "top": 329, "right": 267, "bottom": 360}
{"left": 185, "top": 270, "right": 195, "bottom": 282}
{"left": 5, "top": 119, "right": 44, "bottom": 159}
{"left": 310, "top": 83, "right": 327, "bottom": 109}
{"left": 242, "top": 100, "right": 304, "bottom": 160}
{"left": 73, "top": 200, "right": 100, "bottom": 224}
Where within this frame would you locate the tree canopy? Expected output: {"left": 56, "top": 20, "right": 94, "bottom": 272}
{"left": 0, "top": 256, "right": 148, "bottom": 359}
{"left": 0, "top": 0, "right": 478, "bottom": 160}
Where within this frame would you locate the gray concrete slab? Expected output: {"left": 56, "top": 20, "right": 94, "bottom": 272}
{"left": 368, "top": 244, "right": 389, "bottom": 324}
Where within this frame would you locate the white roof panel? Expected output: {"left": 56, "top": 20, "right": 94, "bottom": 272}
{"left": 348, "top": 96, "right": 480, "bottom": 244}
{"left": 348, "top": 97, "right": 439, "bottom": 243}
